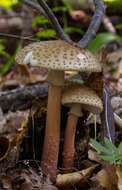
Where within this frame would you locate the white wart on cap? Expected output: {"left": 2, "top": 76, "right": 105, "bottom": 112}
{"left": 16, "top": 40, "right": 102, "bottom": 72}
{"left": 62, "top": 85, "right": 103, "bottom": 114}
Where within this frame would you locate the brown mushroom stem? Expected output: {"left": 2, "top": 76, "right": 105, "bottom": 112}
{"left": 63, "top": 104, "right": 81, "bottom": 168}
{"left": 41, "top": 71, "right": 64, "bottom": 181}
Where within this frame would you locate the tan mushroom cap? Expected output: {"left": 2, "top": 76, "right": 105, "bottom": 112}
{"left": 62, "top": 85, "right": 103, "bottom": 114}
{"left": 16, "top": 40, "right": 102, "bottom": 72}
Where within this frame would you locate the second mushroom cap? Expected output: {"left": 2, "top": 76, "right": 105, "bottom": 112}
{"left": 62, "top": 85, "right": 103, "bottom": 114}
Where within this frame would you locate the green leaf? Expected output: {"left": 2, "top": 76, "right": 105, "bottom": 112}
{"left": 118, "top": 142, "right": 122, "bottom": 151}
{"left": 90, "top": 138, "right": 122, "bottom": 165}
{"left": 62, "top": 0, "right": 73, "bottom": 10}
{"left": 90, "top": 139, "right": 109, "bottom": 154}
{"left": 116, "top": 23, "right": 122, "bottom": 30}
{"left": 0, "top": 0, "right": 18, "bottom": 8}
{"left": 117, "top": 142, "right": 122, "bottom": 158}
{"left": 104, "top": 138, "right": 117, "bottom": 153}
{"left": 36, "top": 29, "right": 57, "bottom": 39}
{"left": 0, "top": 56, "right": 14, "bottom": 75}
{"left": 64, "top": 27, "right": 84, "bottom": 35}
{"left": 68, "top": 79, "right": 84, "bottom": 85}
{"left": 53, "top": 6, "right": 67, "bottom": 12}
{"left": 32, "top": 16, "right": 50, "bottom": 27}
{"left": 100, "top": 154, "right": 116, "bottom": 163}
{"left": 88, "top": 33, "right": 122, "bottom": 53}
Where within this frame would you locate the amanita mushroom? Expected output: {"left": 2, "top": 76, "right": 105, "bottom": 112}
{"left": 16, "top": 40, "right": 102, "bottom": 180}
{"left": 62, "top": 85, "right": 103, "bottom": 168}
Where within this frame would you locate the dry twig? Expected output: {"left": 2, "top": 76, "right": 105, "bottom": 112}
{"left": 24, "top": 0, "right": 71, "bottom": 42}
{"left": 89, "top": 0, "right": 116, "bottom": 34}
{"left": 78, "top": 0, "right": 105, "bottom": 48}
{"left": 0, "top": 33, "right": 38, "bottom": 41}
{"left": 37, "top": 0, "right": 71, "bottom": 42}
{"left": 24, "top": 0, "right": 46, "bottom": 17}
{"left": 0, "top": 83, "right": 48, "bottom": 112}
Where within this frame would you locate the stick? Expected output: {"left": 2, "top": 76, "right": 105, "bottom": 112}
{"left": 89, "top": 0, "right": 116, "bottom": 34}
{"left": 24, "top": 0, "right": 71, "bottom": 42}
{"left": 78, "top": 0, "right": 105, "bottom": 48}
{"left": 100, "top": 85, "right": 115, "bottom": 143}
{"left": 0, "top": 83, "right": 48, "bottom": 112}
{"left": 24, "top": 0, "right": 46, "bottom": 17}
{"left": 37, "top": 0, "right": 71, "bottom": 42}
{"left": 0, "top": 33, "right": 38, "bottom": 41}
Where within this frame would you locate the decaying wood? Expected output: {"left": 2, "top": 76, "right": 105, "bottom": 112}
{"left": 0, "top": 83, "right": 48, "bottom": 112}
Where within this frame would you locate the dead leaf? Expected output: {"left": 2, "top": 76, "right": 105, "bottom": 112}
{"left": 88, "top": 149, "right": 101, "bottom": 163}
{"left": 1, "top": 176, "right": 12, "bottom": 190}
{"left": 94, "top": 166, "right": 118, "bottom": 190}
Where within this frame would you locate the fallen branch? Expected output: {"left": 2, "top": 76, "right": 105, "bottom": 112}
{"left": 78, "top": 0, "right": 105, "bottom": 48}
{"left": 37, "top": 0, "right": 71, "bottom": 42}
{"left": 0, "top": 33, "right": 38, "bottom": 41}
{"left": 25, "top": 0, "right": 71, "bottom": 42}
{"left": 0, "top": 83, "right": 48, "bottom": 112}
{"left": 89, "top": 0, "right": 116, "bottom": 34}
{"left": 24, "top": 0, "right": 46, "bottom": 18}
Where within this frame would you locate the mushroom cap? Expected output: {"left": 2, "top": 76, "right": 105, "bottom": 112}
{"left": 16, "top": 40, "right": 102, "bottom": 72}
{"left": 62, "top": 85, "right": 103, "bottom": 114}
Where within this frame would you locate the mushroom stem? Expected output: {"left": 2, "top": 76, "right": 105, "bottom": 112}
{"left": 41, "top": 84, "right": 62, "bottom": 181}
{"left": 63, "top": 104, "right": 81, "bottom": 168}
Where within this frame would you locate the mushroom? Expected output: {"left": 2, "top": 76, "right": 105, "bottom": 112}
{"left": 62, "top": 85, "right": 103, "bottom": 168}
{"left": 16, "top": 40, "right": 102, "bottom": 181}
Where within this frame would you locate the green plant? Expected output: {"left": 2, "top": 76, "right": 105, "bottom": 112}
{"left": 90, "top": 138, "right": 122, "bottom": 165}
{"left": 0, "top": 40, "right": 16, "bottom": 76}
{"left": 0, "top": 0, "right": 18, "bottom": 8}
{"left": 88, "top": 33, "right": 122, "bottom": 53}
{"left": 36, "top": 29, "right": 57, "bottom": 39}
{"left": 32, "top": 15, "right": 50, "bottom": 27}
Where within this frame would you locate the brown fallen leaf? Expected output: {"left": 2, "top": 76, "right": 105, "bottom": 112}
{"left": 94, "top": 170, "right": 112, "bottom": 190}
{"left": 93, "top": 166, "right": 118, "bottom": 190}
{"left": 16, "top": 64, "right": 48, "bottom": 85}
{"left": 3, "top": 160, "right": 58, "bottom": 190}
{"left": 1, "top": 176, "right": 12, "bottom": 190}
{"left": 88, "top": 149, "right": 101, "bottom": 163}
{"left": 107, "top": 49, "right": 122, "bottom": 64}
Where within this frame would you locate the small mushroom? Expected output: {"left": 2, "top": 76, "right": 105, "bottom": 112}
{"left": 16, "top": 40, "right": 102, "bottom": 180}
{"left": 62, "top": 85, "right": 103, "bottom": 168}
